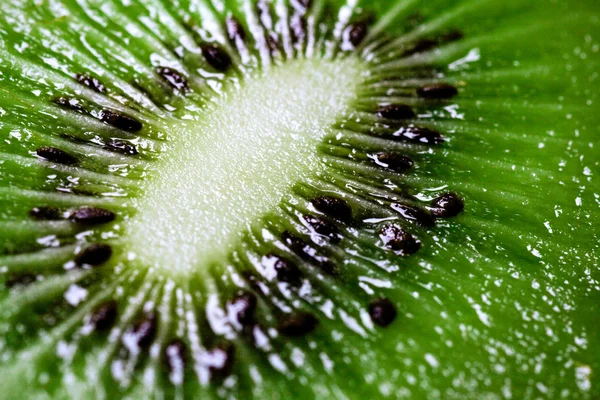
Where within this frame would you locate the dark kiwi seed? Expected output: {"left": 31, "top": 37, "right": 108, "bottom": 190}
{"left": 417, "top": 83, "right": 459, "bottom": 99}
{"left": 346, "top": 21, "right": 368, "bottom": 48}
{"left": 368, "top": 298, "right": 397, "bottom": 327}
{"left": 379, "top": 224, "right": 421, "bottom": 255}
{"left": 282, "top": 231, "right": 311, "bottom": 256}
{"left": 311, "top": 196, "right": 353, "bottom": 223}
{"left": 131, "top": 313, "right": 158, "bottom": 348}
{"left": 53, "top": 96, "right": 84, "bottom": 113}
{"left": 318, "top": 260, "right": 338, "bottom": 276}
{"left": 390, "top": 204, "right": 436, "bottom": 228}
{"left": 200, "top": 343, "right": 235, "bottom": 378}
{"left": 440, "top": 29, "right": 464, "bottom": 42}
{"left": 377, "top": 104, "right": 416, "bottom": 120}
{"left": 403, "top": 38, "right": 438, "bottom": 56}
{"left": 76, "top": 73, "right": 106, "bottom": 93}
{"left": 89, "top": 300, "right": 118, "bottom": 331}
{"left": 293, "top": 0, "right": 312, "bottom": 9}
{"left": 29, "top": 206, "right": 62, "bottom": 220}
{"left": 105, "top": 139, "right": 138, "bottom": 156}
{"left": 303, "top": 215, "right": 341, "bottom": 243}
{"left": 201, "top": 44, "right": 233, "bottom": 72}
{"left": 282, "top": 231, "right": 313, "bottom": 255}
{"left": 69, "top": 207, "right": 116, "bottom": 225}
{"left": 227, "top": 291, "right": 257, "bottom": 327}
{"left": 156, "top": 67, "right": 189, "bottom": 93}
{"left": 36, "top": 146, "right": 77, "bottom": 165}
{"left": 165, "top": 339, "right": 187, "bottom": 373}
{"left": 431, "top": 192, "right": 465, "bottom": 218}
{"left": 290, "top": 14, "right": 307, "bottom": 43}
{"left": 100, "top": 109, "right": 143, "bottom": 133}
{"left": 373, "top": 152, "right": 414, "bottom": 172}
{"left": 390, "top": 125, "right": 445, "bottom": 145}
{"left": 278, "top": 312, "right": 319, "bottom": 337}
{"left": 5, "top": 273, "right": 37, "bottom": 288}
{"left": 74, "top": 243, "right": 113, "bottom": 266}
{"left": 281, "top": 232, "right": 338, "bottom": 275}
{"left": 265, "top": 254, "right": 303, "bottom": 285}
{"left": 241, "top": 271, "right": 263, "bottom": 292}
{"left": 265, "top": 35, "right": 280, "bottom": 54}
{"left": 226, "top": 17, "right": 246, "bottom": 42}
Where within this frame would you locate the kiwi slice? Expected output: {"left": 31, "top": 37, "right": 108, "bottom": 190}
{"left": 0, "top": 0, "right": 598, "bottom": 398}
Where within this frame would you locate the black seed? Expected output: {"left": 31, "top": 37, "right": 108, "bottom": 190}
{"left": 89, "top": 300, "right": 118, "bottom": 331}
{"left": 226, "top": 17, "right": 246, "bottom": 42}
{"left": 292, "top": 0, "right": 312, "bottom": 9}
{"left": 29, "top": 206, "right": 62, "bottom": 221}
{"left": 379, "top": 224, "right": 421, "bottom": 255}
{"left": 227, "top": 291, "right": 257, "bottom": 327}
{"left": 75, "top": 243, "right": 113, "bottom": 266}
{"left": 377, "top": 104, "right": 416, "bottom": 120}
{"left": 278, "top": 312, "right": 318, "bottom": 336}
{"left": 303, "top": 215, "right": 341, "bottom": 243}
{"left": 282, "top": 231, "right": 312, "bottom": 257}
{"left": 69, "top": 207, "right": 115, "bottom": 225}
{"left": 373, "top": 152, "right": 414, "bottom": 172}
{"left": 403, "top": 38, "right": 438, "bottom": 56}
{"left": 346, "top": 21, "right": 368, "bottom": 48}
{"left": 165, "top": 339, "right": 187, "bottom": 374}
{"left": 281, "top": 232, "right": 338, "bottom": 275}
{"left": 105, "top": 139, "right": 138, "bottom": 156}
{"left": 36, "top": 146, "right": 77, "bottom": 165}
{"left": 201, "top": 44, "right": 232, "bottom": 72}
{"left": 241, "top": 271, "right": 264, "bottom": 292}
{"left": 132, "top": 313, "right": 158, "bottom": 348}
{"left": 156, "top": 67, "right": 189, "bottom": 92}
{"left": 390, "top": 204, "right": 436, "bottom": 228}
{"left": 53, "top": 96, "right": 84, "bottom": 113}
{"left": 5, "top": 273, "right": 37, "bottom": 288}
{"left": 390, "top": 125, "right": 445, "bottom": 145}
{"left": 311, "top": 196, "right": 353, "bottom": 223}
{"left": 290, "top": 14, "right": 307, "bottom": 44}
{"left": 265, "top": 35, "right": 280, "bottom": 54}
{"left": 417, "top": 83, "right": 458, "bottom": 99}
{"left": 200, "top": 343, "right": 235, "bottom": 379}
{"left": 440, "top": 29, "right": 463, "bottom": 43}
{"left": 282, "top": 231, "right": 310, "bottom": 256}
{"left": 431, "top": 192, "right": 464, "bottom": 218}
{"left": 76, "top": 73, "right": 106, "bottom": 93}
{"left": 100, "top": 109, "right": 143, "bottom": 133}
{"left": 317, "top": 260, "right": 338, "bottom": 276}
{"left": 265, "top": 254, "right": 303, "bottom": 285}
{"left": 368, "top": 298, "right": 397, "bottom": 327}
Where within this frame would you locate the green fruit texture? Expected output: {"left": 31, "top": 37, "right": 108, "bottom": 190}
{"left": 0, "top": 0, "right": 598, "bottom": 399}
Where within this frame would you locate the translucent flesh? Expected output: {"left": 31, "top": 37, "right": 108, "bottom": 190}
{"left": 125, "top": 58, "right": 364, "bottom": 274}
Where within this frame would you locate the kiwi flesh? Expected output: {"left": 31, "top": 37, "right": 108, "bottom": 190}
{"left": 0, "top": 0, "right": 598, "bottom": 399}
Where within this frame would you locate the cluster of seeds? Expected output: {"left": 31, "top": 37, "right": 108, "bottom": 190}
{"left": 0, "top": 0, "right": 466, "bottom": 392}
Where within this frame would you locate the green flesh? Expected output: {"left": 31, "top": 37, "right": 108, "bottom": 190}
{"left": 0, "top": 0, "right": 598, "bottom": 399}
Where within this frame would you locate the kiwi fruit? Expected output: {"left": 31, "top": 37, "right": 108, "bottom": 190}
{"left": 0, "top": 0, "right": 598, "bottom": 398}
